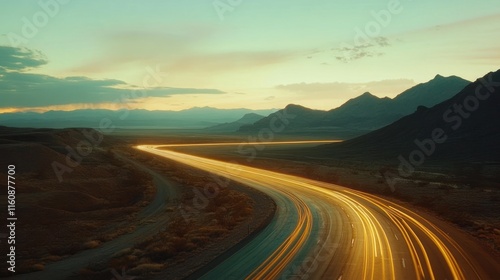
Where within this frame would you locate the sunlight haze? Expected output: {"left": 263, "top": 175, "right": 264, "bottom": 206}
{"left": 1, "top": 0, "right": 499, "bottom": 111}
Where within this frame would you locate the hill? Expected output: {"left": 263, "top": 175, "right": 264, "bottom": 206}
{"left": 314, "top": 69, "right": 500, "bottom": 164}
{"left": 0, "top": 107, "right": 277, "bottom": 129}
{"left": 240, "top": 75, "right": 470, "bottom": 137}
{"left": 205, "top": 113, "right": 265, "bottom": 132}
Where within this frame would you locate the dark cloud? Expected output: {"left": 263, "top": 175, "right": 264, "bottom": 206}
{"left": 0, "top": 46, "right": 47, "bottom": 72}
{"left": 0, "top": 46, "right": 225, "bottom": 108}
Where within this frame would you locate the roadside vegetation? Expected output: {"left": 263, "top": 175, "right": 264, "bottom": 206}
{"left": 77, "top": 146, "right": 258, "bottom": 279}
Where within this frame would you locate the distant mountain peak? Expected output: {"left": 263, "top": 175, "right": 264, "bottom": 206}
{"left": 242, "top": 112, "right": 261, "bottom": 117}
{"left": 239, "top": 113, "right": 264, "bottom": 121}
{"left": 358, "top": 92, "right": 377, "bottom": 99}
{"left": 285, "top": 104, "right": 307, "bottom": 109}
{"left": 393, "top": 74, "right": 470, "bottom": 109}
{"left": 283, "top": 104, "right": 316, "bottom": 113}
{"left": 431, "top": 74, "right": 466, "bottom": 82}
{"left": 346, "top": 92, "right": 380, "bottom": 103}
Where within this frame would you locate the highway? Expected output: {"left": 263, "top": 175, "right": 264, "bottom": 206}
{"left": 137, "top": 143, "right": 498, "bottom": 280}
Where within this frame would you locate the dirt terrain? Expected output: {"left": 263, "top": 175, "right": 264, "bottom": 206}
{"left": 78, "top": 146, "right": 276, "bottom": 280}
{"left": 0, "top": 127, "right": 276, "bottom": 279}
{"left": 0, "top": 128, "right": 156, "bottom": 276}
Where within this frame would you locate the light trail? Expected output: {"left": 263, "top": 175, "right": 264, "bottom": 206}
{"left": 137, "top": 143, "right": 494, "bottom": 280}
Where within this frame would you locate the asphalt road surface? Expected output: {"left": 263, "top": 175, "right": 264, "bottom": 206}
{"left": 138, "top": 143, "right": 499, "bottom": 280}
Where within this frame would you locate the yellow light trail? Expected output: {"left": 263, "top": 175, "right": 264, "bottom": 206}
{"left": 136, "top": 142, "right": 485, "bottom": 280}
{"left": 151, "top": 140, "right": 341, "bottom": 148}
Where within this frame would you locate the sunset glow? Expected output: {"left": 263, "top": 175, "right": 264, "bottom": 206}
{"left": 1, "top": 0, "right": 499, "bottom": 112}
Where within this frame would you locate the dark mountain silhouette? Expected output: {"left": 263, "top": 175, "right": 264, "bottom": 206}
{"left": 321, "top": 92, "right": 394, "bottom": 130}
{"left": 205, "top": 113, "right": 265, "bottom": 132}
{"left": 391, "top": 74, "right": 472, "bottom": 114}
{"left": 240, "top": 75, "right": 470, "bottom": 137}
{"left": 0, "top": 107, "right": 276, "bottom": 129}
{"left": 240, "top": 104, "right": 324, "bottom": 130}
{"left": 313, "top": 69, "right": 500, "bottom": 163}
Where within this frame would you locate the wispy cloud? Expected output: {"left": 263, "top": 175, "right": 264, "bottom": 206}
{"left": 68, "top": 28, "right": 208, "bottom": 74}
{"left": 333, "top": 36, "right": 391, "bottom": 63}
{"left": 67, "top": 27, "right": 295, "bottom": 79}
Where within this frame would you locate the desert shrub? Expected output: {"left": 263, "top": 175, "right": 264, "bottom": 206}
{"left": 48, "top": 242, "right": 82, "bottom": 256}
{"left": 108, "top": 253, "right": 139, "bottom": 269}
{"left": 146, "top": 244, "right": 176, "bottom": 261}
{"left": 169, "top": 217, "right": 191, "bottom": 237}
{"left": 128, "top": 263, "right": 164, "bottom": 275}
{"left": 415, "top": 195, "right": 438, "bottom": 208}
{"left": 170, "top": 236, "right": 188, "bottom": 252}
{"left": 198, "top": 226, "right": 229, "bottom": 238}
{"left": 448, "top": 212, "right": 476, "bottom": 229}
{"left": 189, "top": 235, "right": 209, "bottom": 246}
{"left": 84, "top": 240, "right": 101, "bottom": 249}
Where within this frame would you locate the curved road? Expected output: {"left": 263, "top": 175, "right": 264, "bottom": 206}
{"left": 138, "top": 143, "right": 499, "bottom": 280}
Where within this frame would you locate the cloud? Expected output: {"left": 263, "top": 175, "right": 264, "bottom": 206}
{"left": 0, "top": 46, "right": 225, "bottom": 108}
{"left": 68, "top": 29, "right": 295, "bottom": 77}
{"left": 333, "top": 36, "right": 391, "bottom": 63}
{"left": 0, "top": 46, "right": 47, "bottom": 72}
{"left": 69, "top": 29, "right": 206, "bottom": 74}
{"left": 276, "top": 79, "right": 416, "bottom": 100}
{"left": 397, "top": 14, "right": 500, "bottom": 63}
{"left": 401, "top": 13, "right": 500, "bottom": 38}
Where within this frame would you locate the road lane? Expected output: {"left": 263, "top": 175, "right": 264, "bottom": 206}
{"left": 137, "top": 143, "right": 499, "bottom": 280}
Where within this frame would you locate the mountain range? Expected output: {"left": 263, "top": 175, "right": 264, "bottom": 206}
{"left": 312, "top": 69, "right": 500, "bottom": 163}
{"left": 0, "top": 107, "right": 276, "bottom": 129}
{"left": 204, "top": 113, "right": 265, "bottom": 132}
{"left": 239, "top": 75, "right": 471, "bottom": 138}
{"left": 0, "top": 74, "right": 471, "bottom": 135}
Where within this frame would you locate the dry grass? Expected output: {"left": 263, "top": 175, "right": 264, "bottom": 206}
{"left": 84, "top": 240, "right": 101, "bottom": 249}
{"left": 87, "top": 147, "right": 256, "bottom": 279}
{"left": 128, "top": 263, "right": 165, "bottom": 275}
{"left": 104, "top": 186, "right": 252, "bottom": 278}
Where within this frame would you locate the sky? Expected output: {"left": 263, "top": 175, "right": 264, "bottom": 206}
{"left": 1, "top": 0, "right": 500, "bottom": 113}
